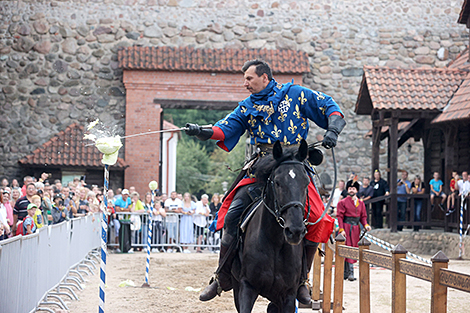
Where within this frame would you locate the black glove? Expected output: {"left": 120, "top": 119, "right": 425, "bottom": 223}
{"left": 322, "top": 115, "right": 346, "bottom": 149}
{"left": 185, "top": 123, "right": 213, "bottom": 141}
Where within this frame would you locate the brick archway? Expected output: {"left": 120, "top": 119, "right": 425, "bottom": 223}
{"left": 120, "top": 47, "right": 309, "bottom": 195}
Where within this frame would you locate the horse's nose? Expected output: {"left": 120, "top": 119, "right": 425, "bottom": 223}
{"left": 284, "top": 225, "right": 306, "bottom": 245}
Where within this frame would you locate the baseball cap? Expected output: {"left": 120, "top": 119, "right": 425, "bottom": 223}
{"left": 2, "top": 190, "right": 10, "bottom": 194}
{"left": 27, "top": 203, "right": 38, "bottom": 210}
{"left": 122, "top": 189, "right": 130, "bottom": 195}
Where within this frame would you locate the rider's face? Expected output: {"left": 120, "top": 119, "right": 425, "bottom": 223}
{"left": 243, "top": 66, "right": 269, "bottom": 94}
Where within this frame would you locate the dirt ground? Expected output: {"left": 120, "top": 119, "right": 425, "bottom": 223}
{"left": 60, "top": 250, "right": 469, "bottom": 313}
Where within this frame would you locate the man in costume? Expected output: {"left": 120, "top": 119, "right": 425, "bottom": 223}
{"left": 337, "top": 180, "right": 371, "bottom": 281}
{"left": 186, "top": 59, "right": 346, "bottom": 304}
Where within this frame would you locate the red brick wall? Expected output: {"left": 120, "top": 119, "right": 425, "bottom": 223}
{"left": 123, "top": 70, "right": 303, "bottom": 195}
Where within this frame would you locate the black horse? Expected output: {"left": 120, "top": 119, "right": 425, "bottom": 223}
{"left": 231, "top": 140, "right": 313, "bottom": 313}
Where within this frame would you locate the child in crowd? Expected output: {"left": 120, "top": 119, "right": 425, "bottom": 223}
{"left": 23, "top": 203, "right": 37, "bottom": 235}
{"left": 31, "top": 195, "right": 45, "bottom": 229}
{"left": 447, "top": 171, "right": 460, "bottom": 214}
{"left": 51, "top": 195, "right": 68, "bottom": 224}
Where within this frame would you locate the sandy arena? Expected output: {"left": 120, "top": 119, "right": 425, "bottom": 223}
{"left": 63, "top": 250, "right": 469, "bottom": 313}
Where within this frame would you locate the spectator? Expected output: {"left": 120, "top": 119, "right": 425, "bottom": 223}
{"left": 10, "top": 187, "right": 21, "bottom": 207}
{"left": 20, "top": 176, "right": 33, "bottom": 197}
{"left": 106, "top": 189, "right": 120, "bottom": 249}
{"left": 194, "top": 194, "right": 210, "bottom": 253}
{"left": 44, "top": 183, "right": 54, "bottom": 198}
{"left": 13, "top": 182, "right": 36, "bottom": 234}
{"left": 87, "top": 191, "right": 100, "bottom": 213}
{"left": 22, "top": 203, "right": 38, "bottom": 235}
{"left": 1, "top": 178, "right": 8, "bottom": 188}
{"left": 30, "top": 195, "right": 46, "bottom": 229}
{"left": 129, "top": 186, "right": 136, "bottom": 194}
{"left": 115, "top": 189, "right": 131, "bottom": 213}
{"left": 0, "top": 193, "right": 11, "bottom": 239}
{"left": 11, "top": 179, "right": 20, "bottom": 188}
{"left": 411, "top": 175, "right": 425, "bottom": 231}
{"left": 51, "top": 194, "right": 68, "bottom": 224}
{"left": 357, "top": 177, "right": 374, "bottom": 201}
{"left": 53, "top": 179, "right": 62, "bottom": 191}
{"left": 114, "top": 188, "right": 122, "bottom": 202}
{"left": 161, "top": 193, "right": 168, "bottom": 206}
{"left": 457, "top": 171, "right": 470, "bottom": 209}
{"left": 397, "top": 171, "right": 411, "bottom": 231}
{"left": 429, "top": 172, "right": 446, "bottom": 211}
{"left": 447, "top": 171, "right": 459, "bottom": 214}
{"left": 2, "top": 190, "right": 14, "bottom": 230}
{"left": 180, "top": 192, "right": 195, "bottom": 253}
{"left": 62, "top": 187, "right": 77, "bottom": 218}
{"left": 209, "top": 193, "right": 221, "bottom": 216}
{"left": 371, "top": 170, "right": 389, "bottom": 229}
{"left": 151, "top": 199, "right": 166, "bottom": 252}
{"left": 75, "top": 188, "right": 90, "bottom": 217}
{"left": 129, "top": 191, "right": 145, "bottom": 250}
{"left": 164, "top": 191, "right": 183, "bottom": 252}
{"left": 331, "top": 180, "right": 346, "bottom": 210}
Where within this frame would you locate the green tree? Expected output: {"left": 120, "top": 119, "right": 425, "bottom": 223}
{"left": 175, "top": 139, "right": 210, "bottom": 194}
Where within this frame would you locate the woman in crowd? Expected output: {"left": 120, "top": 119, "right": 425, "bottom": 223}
{"left": 2, "top": 190, "right": 14, "bottom": 231}
{"left": 10, "top": 187, "right": 21, "bottom": 206}
{"left": 209, "top": 193, "right": 221, "bottom": 217}
{"left": 180, "top": 192, "right": 195, "bottom": 253}
{"left": 411, "top": 175, "right": 425, "bottom": 232}
{"left": 1, "top": 178, "right": 8, "bottom": 189}
{"left": 0, "top": 192, "right": 11, "bottom": 240}
{"left": 194, "top": 194, "right": 210, "bottom": 253}
{"left": 129, "top": 192, "right": 144, "bottom": 250}
{"left": 152, "top": 200, "right": 166, "bottom": 252}
{"left": 87, "top": 191, "right": 100, "bottom": 213}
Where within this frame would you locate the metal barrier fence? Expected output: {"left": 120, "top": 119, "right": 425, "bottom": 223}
{"left": 109, "top": 212, "right": 220, "bottom": 252}
{"left": 0, "top": 213, "right": 100, "bottom": 313}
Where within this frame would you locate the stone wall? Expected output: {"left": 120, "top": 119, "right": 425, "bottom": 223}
{"left": 370, "top": 228, "right": 470, "bottom": 259}
{"left": 0, "top": 0, "right": 468, "bottom": 182}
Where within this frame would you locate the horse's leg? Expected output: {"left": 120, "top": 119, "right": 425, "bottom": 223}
{"left": 238, "top": 279, "right": 258, "bottom": 313}
{"left": 281, "top": 295, "right": 297, "bottom": 313}
{"left": 267, "top": 302, "right": 279, "bottom": 313}
{"left": 232, "top": 277, "right": 241, "bottom": 312}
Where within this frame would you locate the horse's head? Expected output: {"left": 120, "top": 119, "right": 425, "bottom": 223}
{"left": 263, "top": 139, "right": 310, "bottom": 245}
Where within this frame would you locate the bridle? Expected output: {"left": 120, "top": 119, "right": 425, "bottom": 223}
{"left": 262, "top": 159, "right": 310, "bottom": 229}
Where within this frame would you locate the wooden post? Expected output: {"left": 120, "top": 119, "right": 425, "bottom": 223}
{"left": 391, "top": 244, "right": 407, "bottom": 313}
{"left": 359, "top": 238, "right": 371, "bottom": 313}
{"left": 333, "top": 234, "right": 346, "bottom": 313}
{"left": 389, "top": 115, "right": 399, "bottom": 232}
{"left": 312, "top": 248, "right": 321, "bottom": 301}
{"left": 322, "top": 243, "right": 333, "bottom": 312}
{"left": 371, "top": 123, "right": 381, "bottom": 176}
{"left": 431, "top": 251, "right": 449, "bottom": 313}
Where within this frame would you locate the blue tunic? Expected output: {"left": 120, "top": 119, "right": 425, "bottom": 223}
{"left": 214, "top": 79, "right": 343, "bottom": 151}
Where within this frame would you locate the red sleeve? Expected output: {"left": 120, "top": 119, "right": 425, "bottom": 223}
{"left": 329, "top": 111, "right": 344, "bottom": 118}
{"left": 210, "top": 126, "right": 225, "bottom": 141}
{"left": 337, "top": 199, "right": 345, "bottom": 231}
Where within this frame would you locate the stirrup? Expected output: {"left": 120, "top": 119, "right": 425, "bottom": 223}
{"left": 300, "top": 279, "right": 312, "bottom": 290}
{"left": 209, "top": 275, "right": 223, "bottom": 296}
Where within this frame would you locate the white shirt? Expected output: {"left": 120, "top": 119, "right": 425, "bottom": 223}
{"left": 0, "top": 204, "right": 8, "bottom": 227}
{"left": 457, "top": 179, "right": 470, "bottom": 196}
{"left": 193, "top": 201, "right": 209, "bottom": 228}
{"left": 331, "top": 188, "right": 343, "bottom": 207}
{"left": 164, "top": 198, "right": 182, "bottom": 223}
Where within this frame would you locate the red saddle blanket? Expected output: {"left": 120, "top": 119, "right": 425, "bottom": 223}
{"left": 216, "top": 178, "right": 334, "bottom": 243}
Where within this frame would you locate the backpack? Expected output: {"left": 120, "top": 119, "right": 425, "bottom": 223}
{"left": 16, "top": 216, "right": 35, "bottom": 236}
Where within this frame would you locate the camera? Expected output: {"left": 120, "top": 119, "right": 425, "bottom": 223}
{"left": 69, "top": 191, "right": 75, "bottom": 199}
{"left": 37, "top": 189, "right": 43, "bottom": 195}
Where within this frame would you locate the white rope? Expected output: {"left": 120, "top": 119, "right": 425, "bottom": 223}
{"left": 365, "top": 233, "right": 432, "bottom": 264}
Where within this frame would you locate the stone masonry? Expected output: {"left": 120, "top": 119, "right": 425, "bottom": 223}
{"left": 0, "top": 0, "right": 468, "bottom": 182}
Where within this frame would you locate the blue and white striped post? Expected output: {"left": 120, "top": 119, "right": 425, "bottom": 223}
{"left": 99, "top": 164, "right": 109, "bottom": 313}
{"left": 458, "top": 194, "right": 465, "bottom": 260}
{"left": 143, "top": 181, "right": 158, "bottom": 287}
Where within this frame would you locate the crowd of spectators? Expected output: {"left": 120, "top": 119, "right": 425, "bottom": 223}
{"left": 0, "top": 173, "right": 223, "bottom": 255}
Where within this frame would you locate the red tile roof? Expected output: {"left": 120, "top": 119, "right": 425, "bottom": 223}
{"left": 458, "top": 0, "right": 470, "bottom": 24}
{"left": 118, "top": 46, "right": 310, "bottom": 74}
{"left": 355, "top": 66, "right": 467, "bottom": 115}
{"left": 19, "top": 123, "right": 127, "bottom": 168}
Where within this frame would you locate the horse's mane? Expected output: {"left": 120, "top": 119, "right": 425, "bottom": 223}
{"left": 253, "top": 146, "right": 300, "bottom": 185}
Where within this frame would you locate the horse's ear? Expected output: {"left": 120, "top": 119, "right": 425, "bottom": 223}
{"left": 273, "top": 140, "right": 283, "bottom": 160}
{"left": 296, "top": 139, "right": 308, "bottom": 161}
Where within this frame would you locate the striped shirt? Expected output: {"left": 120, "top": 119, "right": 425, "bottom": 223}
{"left": 13, "top": 196, "right": 31, "bottom": 221}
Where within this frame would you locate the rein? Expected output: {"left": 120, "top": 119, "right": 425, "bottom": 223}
{"left": 262, "top": 160, "right": 308, "bottom": 228}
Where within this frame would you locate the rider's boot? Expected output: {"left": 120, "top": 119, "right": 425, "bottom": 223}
{"left": 199, "top": 234, "right": 237, "bottom": 301}
{"left": 297, "top": 243, "right": 318, "bottom": 305}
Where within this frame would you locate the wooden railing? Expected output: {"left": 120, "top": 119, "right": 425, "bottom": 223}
{"left": 310, "top": 234, "right": 470, "bottom": 313}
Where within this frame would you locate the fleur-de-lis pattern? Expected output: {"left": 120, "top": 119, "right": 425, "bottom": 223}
{"left": 288, "top": 120, "right": 297, "bottom": 134}
{"left": 271, "top": 124, "right": 281, "bottom": 138}
{"left": 298, "top": 91, "right": 307, "bottom": 105}
{"left": 213, "top": 83, "right": 342, "bottom": 152}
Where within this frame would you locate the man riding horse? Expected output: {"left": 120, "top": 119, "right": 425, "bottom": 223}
{"left": 186, "top": 59, "right": 346, "bottom": 305}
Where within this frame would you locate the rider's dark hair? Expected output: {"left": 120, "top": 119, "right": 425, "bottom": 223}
{"left": 242, "top": 59, "right": 273, "bottom": 81}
